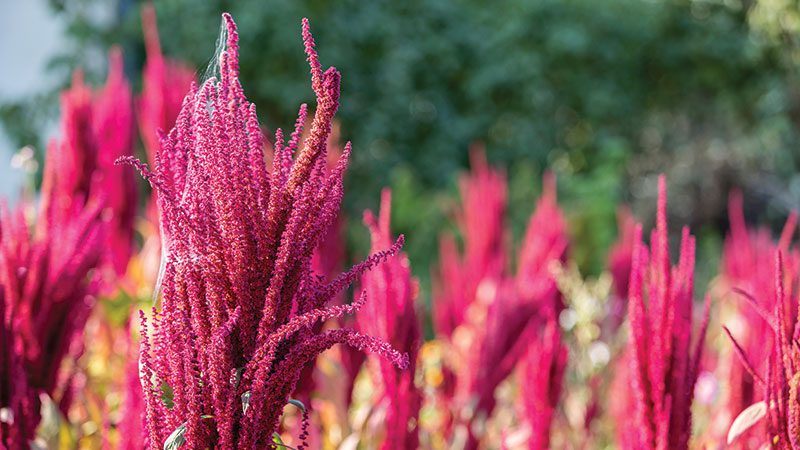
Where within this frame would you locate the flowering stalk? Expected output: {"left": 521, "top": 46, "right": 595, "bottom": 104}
{"left": 721, "top": 191, "right": 798, "bottom": 430}
{"left": 135, "top": 4, "right": 197, "bottom": 290}
{"left": 123, "top": 14, "right": 408, "bottom": 448}
{"left": 138, "top": 3, "right": 195, "bottom": 168}
{"left": 763, "top": 252, "right": 800, "bottom": 449}
{"left": 93, "top": 49, "right": 138, "bottom": 277}
{"left": 615, "top": 175, "right": 711, "bottom": 450}
{"left": 520, "top": 317, "right": 567, "bottom": 450}
{"left": 433, "top": 155, "right": 568, "bottom": 448}
{"left": 357, "top": 189, "right": 422, "bottom": 449}
{"left": 308, "top": 121, "right": 345, "bottom": 266}
{"left": 433, "top": 148, "right": 506, "bottom": 338}
{"left": 516, "top": 172, "right": 569, "bottom": 313}
{"left": 9, "top": 46, "right": 137, "bottom": 445}
{"left": 288, "top": 121, "right": 347, "bottom": 406}
{"left": 431, "top": 152, "right": 508, "bottom": 444}
{"left": 0, "top": 143, "right": 105, "bottom": 430}
{"left": 0, "top": 45, "right": 125, "bottom": 431}
{"left": 724, "top": 251, "right": 800, "bottom": 448}
{"left": 515, "top": 172, "right": 568, "bottom": 450}
{"left": 0, "top": 291, "right": 36, "bottom": 450}
{"left": 607, "top": 207, "right": 636, "bottom": 331}
{"left": 43, "top": 49, "right": 137, "bottom": 280}
{"left": 117, "top": 326, "right": 146, "bottom": 450}
{"left": 721, "top": 193, "right": 799, "bottom": 447}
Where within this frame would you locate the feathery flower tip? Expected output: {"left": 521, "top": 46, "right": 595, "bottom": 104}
{"left": 614, "top": 175, "right": 708, "bottom": 450}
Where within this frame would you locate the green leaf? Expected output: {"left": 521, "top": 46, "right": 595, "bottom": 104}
{"left": 160, "top": 382, "right": 175, "bottom": 409}
{"left": 101, "top": 288, "right": 140, "bottom": 326}
{"left": 162, "top": 416, "right": 214, "bottom": 450}
{"left": 241, "top": 391, "right": 251, "bottom": 414}
{"left": 164, "top": 423, "right": 187, "bottom": 450}
{"left": 272, "top": 432, "right": 297, "bottom": 449}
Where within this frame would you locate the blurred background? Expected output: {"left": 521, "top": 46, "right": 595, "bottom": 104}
{"left": 1, "top": 0, "right": 799, "bottom": 301}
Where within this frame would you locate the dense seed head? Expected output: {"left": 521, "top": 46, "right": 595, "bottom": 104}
{"left": 122, "top": 14, "right": 408, "bottom": 448}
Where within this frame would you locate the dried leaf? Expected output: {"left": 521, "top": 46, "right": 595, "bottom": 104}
{"left": 164, "top": 423, "right": 187, "bottom": 449}
{"left": 727, "top": 401, "right": 767, "bottom": 445}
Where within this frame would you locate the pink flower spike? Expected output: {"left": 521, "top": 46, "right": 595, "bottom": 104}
{"left": 124, "top": 14, "right": 409, "bottom": 448}
{"left": 614, "top": 175, "right": 711, "bottom": 450}
{"left": 357, "top": 189, "right": 422, "bottom": 449}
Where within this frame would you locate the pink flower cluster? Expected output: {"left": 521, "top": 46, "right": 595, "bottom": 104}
{"left": 8, "top": 5, "right": 800, "bottom": 448}
{"left": 137, "top": 3, "right": 195, "bottom": 170}
{"left": 0, "top": 187, "right": 103, "bottom": 422}
{"left": 135, "top": 4, "right": 197, "bottom": 287}
{"left": 434, "top": 149, "right": 506, "bottom": 338}
{"left": 433, "top": 151, "right": 568, "bottom": 449}
{"left": 721, "top": 190, "right": 800, "bottom": 448}
{"left": 357, "top": 189, "right": 422, "bottom": 449}
{"left": 615, "top": 176, "right": 711, "bottom": 450}
{"left": 124, "top": 14, "right": 408, "bottom": 448}
{"left": 0, "top": 45, "right": 138, "bottom": 443}
{"left": 722, "top": 191, "right": 798, "bottom": 420}
{"left": 44, "top": 50, "right": 137, "bottom": 280}
{"left": 607, "top": 207, "right": 636, "bottom": 330}
{"left": 0, "top": 290, "right": 35, "bottom": 449}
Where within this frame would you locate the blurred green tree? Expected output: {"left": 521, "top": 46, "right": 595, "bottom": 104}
{"left": 2, "top": 0, "right": 799, "bottom": 296}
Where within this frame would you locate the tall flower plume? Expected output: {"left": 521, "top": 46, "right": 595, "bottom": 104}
{"left": 136, "top": 4, "right": 197, "bottom": 289}
{"left": 614, "top": 176, "right": 711, "bottom": 450}
{"left": 92, "top": 49, "right": 138, "bottom": 277}
{"left": 520, "top": 317, "right": 568, "bottom": 450}
{"left": 0, "top": 48, "right": 124, "bottom": 434}
{"left": 0, "top": 290, "right": 36, "bottom": 449}
{"left": 433, "top": 148, "right": 506, "bottom": 338}
{"left": 431, "top": 151, "right": 508, "bottom": 444}
{"left": 122, "top": 14, "right": 408, "bottom": 448}
{"left": 43, "top": 49, "right": 137, "bottom": 279}
{"left": 4, "top": 47, "right": 136, "bottom": 446}
{"left": 725, "top": 251, "right": 800, "bottom": 448}
{"left": 721, "top": 191, "right": 799, "bottom": 447}
{"left": 272, "top": 119, "right": 348, "bottom": 406}
{"left": 0, "top": 125, "right": 106, "bottom": 433}
{"left": 357, "top": 189, "right": 422, "bottom": 449}
{"left": 514, "top": 172, "right": 568, "bottom": 449}
{"left": 433, "top": 154, "right": 568, "bottom": 449}
{"left": 516, "top": 172, "right": 569, "bottom": 314}
{"left": 607, "top": 206, "right": 636, "bottom": 331}
{"left": 138, "top": 3, "right": 195, "bottom": 168}
{"left": 721, "top": 191, "right": 798, "bottom": 441}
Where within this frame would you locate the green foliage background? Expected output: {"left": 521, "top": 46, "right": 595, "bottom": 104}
{"left": 2, "top": 0, "right": 800, "bottom": 302}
